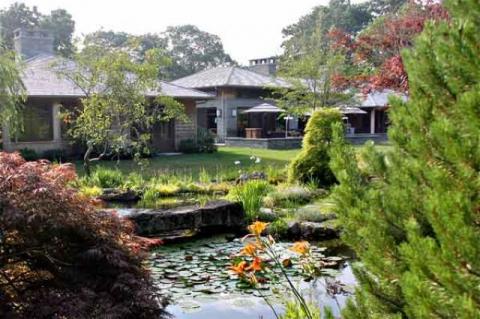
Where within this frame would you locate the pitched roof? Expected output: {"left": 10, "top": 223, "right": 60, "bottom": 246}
{"left": 21, "top": 55, "right": 213, "bottom": 99}
{"left": 171, "top": 66, "right": 290, "bottom": 89}
{"left": 357, "top": 89, "right": 408, "bottom": 108}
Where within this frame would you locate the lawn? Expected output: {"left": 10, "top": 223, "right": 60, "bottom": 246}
{"left": 75, "top": 147, "right": 300, "bottom": 179}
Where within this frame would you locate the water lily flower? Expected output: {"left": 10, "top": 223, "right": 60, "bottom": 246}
{"left": 248, "top": 221, "right": 269, "bottom": 237}
{"left": 234, "top": 161, "right": 241, "bottom": 165}
{"left": 255, "top": 157, "right": 261, "bottom": 164}
{"left": 246, "top": 257, "right": 263, "bottom": 272}
{"left": 250, "top": 155, "right": 255, "bottom": 160}
{"left": 290, "top": 241, "right": 311, "bottom": 255}
{"left": 230, "top": 261, "right": 248, "bottom": 275}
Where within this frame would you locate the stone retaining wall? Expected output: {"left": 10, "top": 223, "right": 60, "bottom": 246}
{"left": 225, "top": 137, "right": 302, "bottom": 149}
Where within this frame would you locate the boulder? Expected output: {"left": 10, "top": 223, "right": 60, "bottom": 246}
{"left": 99, "top": 188, "right": 140, "bottom": 202}
{"left": 124, "top": 200, "right": 245, "bottom": 238}
{"left": 285, "top": 221, "right": 339, "bottom": 240}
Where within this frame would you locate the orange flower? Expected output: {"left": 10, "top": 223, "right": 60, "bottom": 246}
{"left": 230, "top": 261, "right": 248, "bottom": 276}
{"left": 248, "top": 221, "right": 268, "bottom": 236}
{"left": 241, "top": 243, "right": 259, "bottom": 256}
{"left": 246, "top": 257, "right": 263, "bottom": 272}
{"left": 290, "top": 241, "right": 310, "bottom": 255}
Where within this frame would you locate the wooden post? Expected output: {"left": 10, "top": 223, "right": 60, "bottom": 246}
{"left": 52, "top": 102, "right": 62, "bottom": 142}
{"left": 370, "top": 109, "right": 376, "bottom": 134}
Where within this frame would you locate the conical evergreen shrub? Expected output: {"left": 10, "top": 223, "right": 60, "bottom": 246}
{"left": 330, "top": 0, "right": 480, "bottom": 317}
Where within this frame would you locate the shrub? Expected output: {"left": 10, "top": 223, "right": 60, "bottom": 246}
{"left": 268, "top": 218, "right": 289, "bottom": 237}
{"left": 43, "top": 149, "right": 67, "bottom": 162}
{"left": 330, "top": 3, "right": 480, "bottom": 317}
{"left": 263, "top": 185, "right": 320, "bottom": 208}
{"left": 227, "top": 180, "right": 273, "bottom": 221}
{"left": 288, "top": 108, "right": 342, "bottom": 187}
{"left": 196, "top": 128, "right": 217, "bottom": 153}
{"left": 178, "top": 138, "right": 198, "bottom": 153}
{"left": 89, "top": 167, "right": 125, "bottom": 189}
{"left": 19, "top": 148, "right": 38, "bottom": 161}
{"left": 0, "top": 152, "right": 165, "bottom": 318}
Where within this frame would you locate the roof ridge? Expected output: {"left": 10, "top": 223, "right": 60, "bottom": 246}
{"left": 160, "top": 80, "right": 215, "bottom": 96}
{"left": 225, "top": 66, "right": 236, "bottom": 85}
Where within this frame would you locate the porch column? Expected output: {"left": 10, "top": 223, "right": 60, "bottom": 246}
{"left": 52, "top": 102, "right": 62, "bottom": 143}
{"left": 2, "top": 121, "right": 12, "bottom": 151}
{"left": 370, "top": 109, "right": 376, "bottom": 134}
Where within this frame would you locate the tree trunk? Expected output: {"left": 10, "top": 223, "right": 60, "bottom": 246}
{"left": 83, "top": 145, "right": 93, "bottom": 177}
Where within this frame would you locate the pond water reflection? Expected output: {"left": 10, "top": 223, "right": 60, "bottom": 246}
{"left": 149, "top": 236, "right": 356, "bottom": 319}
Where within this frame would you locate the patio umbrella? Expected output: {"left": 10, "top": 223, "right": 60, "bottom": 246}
{"left": 242, "top": 102, "right": 282, "bottom": 113}
{"left": 336, "top": 106, "right": 367, "bottom": 114}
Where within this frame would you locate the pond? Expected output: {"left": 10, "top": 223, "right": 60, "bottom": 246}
{"left": 148, "top": 235, "right": 356, "bottom": 319}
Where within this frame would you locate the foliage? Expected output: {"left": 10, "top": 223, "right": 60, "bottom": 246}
{"left": 0, "top": 45, "right": 25, "bottom": 133}
{"left": 196, "top": 128, "right": 217, "bottom": 153}
{"left": 268, "top": 218, "right": 289, "bottom": 238}
{"left": 18, "top": 147, "right": 38, "bottom": 161}
{"left": 295, "top": 199, "right": 336, "bottom": 223}
{"left": 164, "top": 24, "right": 235, "bottom": 79}
{"left": 178, "top": 138, "right": 198, "bottom": 154}
{"left": 276, "top": 19, "right": 354, "bottom": 116}
{"left": 88, "top": 167, "right": 125, "bottom": 189}
{"left": 281, "top": 0, "right": 372, "bottom": 59}
{"left": 56, "top": 44, "right": 185, "bottom": 175}
{"left": 178, "top": 129, "right": 217, "bottom": 154}
{"left": 368, "top": 0, "right": 407, "bottom": 16}
{"left": 42, "top": 148, "right": 67, "bottom": 162}
{"left": 0, "top": 3, "right": 75, "bottom": 57}
{"left": 288, "top": 108, "right": 342, "bottom": 186}
{"left": 263, "top": 185, "right": 320, "bottom": 209}
{"left": 329, "top": 1, "right": 480, "bottom": 317}
{"left": 230, "top": 221, "right": 328, "bottom": 319}
{"left": 84, "top": 25, "right": 235, "bottom": 80}
{"left": 331, "top": 1, "right": 449, "bottom": 93}
{"left": 0, "top": 152, "right": 165, "bottom": 318}
{"left": 227, "top": 180, "right": 273, "bottom": 221}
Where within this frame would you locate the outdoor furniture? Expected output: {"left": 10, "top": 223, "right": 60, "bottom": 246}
{"left": 245, "top": 128, "right": 262, "bottom": 139}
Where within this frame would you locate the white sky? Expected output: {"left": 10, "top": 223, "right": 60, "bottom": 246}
{"left": 0, "top": 0, "right": 364, "bottom": 64}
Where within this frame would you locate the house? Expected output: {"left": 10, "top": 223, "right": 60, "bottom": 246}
{"left": 172, "top": 57, "right": 303, "bottom": 148}
{"left": 340, "top": 90, "right": 408, "bottom": 144}
{"left": 1, "top": 29, "right": 213, "bottom": 156}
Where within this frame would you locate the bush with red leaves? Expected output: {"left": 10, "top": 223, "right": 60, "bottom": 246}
{"left": 0, "top": 152, "right": 166, "bottom": 318}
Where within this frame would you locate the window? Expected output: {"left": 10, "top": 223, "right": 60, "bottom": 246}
{"left": 18, "top": 104, "right": 53, "bottom": 142}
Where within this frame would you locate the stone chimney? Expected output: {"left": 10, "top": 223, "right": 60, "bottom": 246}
{"left": 248, "top": 57, "right": 277, "bottom": 76}
{"left": 14, "top": 28, "right": 54, "bottom": 59}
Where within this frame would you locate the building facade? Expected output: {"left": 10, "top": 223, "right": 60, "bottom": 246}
{"left": 2, "top": 29, "right": 213, "bottom": 155}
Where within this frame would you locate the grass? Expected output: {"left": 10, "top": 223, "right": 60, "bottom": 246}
{"left": 74, "top": 147, "right": 299, "bottom": 179}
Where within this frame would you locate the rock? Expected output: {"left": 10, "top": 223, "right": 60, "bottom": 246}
{"left": 286, "top": 221, "right": 339, "bottom": 240}
{"left": 124, "top": 200, "right": 245, "bottom": 239}
{"left": 258, "top": 208, "right": 277, "bottom": 221}
{"left": 99, "top": 188, "right": 140, "bottom": 202}
{"left": 235, "top": 171, "right": 266, "bottom": 184}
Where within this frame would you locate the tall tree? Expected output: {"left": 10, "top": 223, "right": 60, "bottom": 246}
{"left": 164, "top": 25, "right": 235, "bottom": 79}
{"left": 331, "top": 1, "right": 449, "bottom": 93}
{"left": 368, "top": 0, "right": 407, "bottom": 16}
{"left": 281, "top": 0, "right": 372, "bottom": 59}
{"left": 0, "top": 2, "right": 41, "bottom": 49}
{"left": 0, "top": 2, "right": 75, "bottom": 57}
{"left": 330, "top": 0, "right": 480, "bottom": 317}
{"left": 0, "top": 45, "right": 25, "bottom": 134}
{"left": 56, "top": 45, "right": 184, "bottom": 175}
{"left": 39, "top": 9, "right": 75, "bottom": 57}
{"left": 276, "top": 25, "right": 353, "bottom": 117}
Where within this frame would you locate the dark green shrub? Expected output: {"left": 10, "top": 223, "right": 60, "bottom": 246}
{"left": 288, "top": 108, "right": 342, "bottom": 187}
{"left": 196, "top": 128, "right": 217, "bottom": 153}
{"left": 43, "top": 149, "right": 67, "bottom": 162}
{"left": 178, "top": 138, "right": 198, "bottom": 153}
{"left": 19, "top": 148, "right": 39, "bottom": 161}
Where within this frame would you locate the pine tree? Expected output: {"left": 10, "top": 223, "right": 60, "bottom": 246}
{"left": 329, "top": 0, "right": 480, "bottom": 317}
